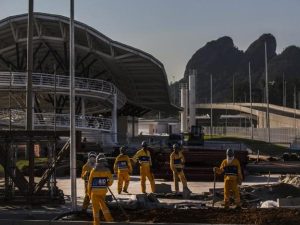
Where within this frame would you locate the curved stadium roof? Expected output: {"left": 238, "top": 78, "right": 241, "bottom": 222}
{"left": 0, "top": 13, "right": 177, "bottom": 116}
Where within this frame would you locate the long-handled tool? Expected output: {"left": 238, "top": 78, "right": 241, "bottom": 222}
{"left": 212, "top": 169, "right": 216, "bottom": 207}
{"left": 107, "top": 186, "right": 129, "bottom": 220}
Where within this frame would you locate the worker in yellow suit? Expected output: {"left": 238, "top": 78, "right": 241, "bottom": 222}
{"left": 88, "top": 154, "right": 114, "bottom": 225}
{"left": 170, "top": 143, "right": 188, "bottom": 194}
{"left": 214, "top": 148, "right": 243, "bottom": 209}
{"left": 133, "top": 141, "right": 155, "bottom": 193}
{"left": 81, "top": 151, "right": 96, "bottom": 212}
{"left": 114, "top": 146, "right": 132, "bottom": 194}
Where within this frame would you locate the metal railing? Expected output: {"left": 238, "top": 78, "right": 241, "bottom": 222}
{"left": 0, "top": 110, "right": 112, "bottom": 132}
{"left": 34, "top": 113, "right": 112, "bottom": 131}
{"left": 0, "top": 71, "right": 127, "bottom": 108}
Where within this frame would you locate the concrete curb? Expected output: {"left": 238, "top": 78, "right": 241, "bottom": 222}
{"left": 0, "top": 220, "right": 254, "bottom": 225}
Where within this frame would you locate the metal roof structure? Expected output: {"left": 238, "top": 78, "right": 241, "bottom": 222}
{"left": 0, "top": 13, "right": 178, "bottom": 116}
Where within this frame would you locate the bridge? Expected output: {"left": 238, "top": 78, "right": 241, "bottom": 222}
{"left": 196, "top": 103, "right": 300, "bottom": 143}
{"left": 196, "top": 102, "right": 300, "bottom": 128}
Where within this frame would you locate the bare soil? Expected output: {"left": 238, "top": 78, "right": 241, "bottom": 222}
{"left": 109, "top": 208, "right": 300, "bottom": 225}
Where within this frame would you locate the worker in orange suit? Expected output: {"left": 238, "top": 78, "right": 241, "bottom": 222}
{"left": 214, "top": 148, "right": 243, "bottom": 209}
{"left": 170, "top": 143, "right": 188, "bottom": 194}
{"left": 114, "top": 146, "right": 132, "bottom": 194}
{"left": 88, "top": 154, "right": 114, "bottom": 225}
{"left": 133, "top": 141, "right": 155, "bottom": 193}
{"left": 81, "top": 151, "right": 96, "bottom": 212}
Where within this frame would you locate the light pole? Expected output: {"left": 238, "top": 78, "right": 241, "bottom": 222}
{"left": 69, "top": 0, "right": 77, "bottom": 211}
{"left": 283, "top": 73, "right": 285, "bottom": 107}
{"left": 26, "top": 0, "right": 34, "bottom": 195}
{"left": 173, "top": 75, "right": 176, "bottom": 104}
{"left": 249, "top": 62, "right": 253, "bottom": 139}
{"left": 294, "top": 86, "right": 297, "bottom": 138}
{"left": 232, "top": 75, "right": 235, "bottom": 104}
{"left": 265, "top": 42, "right": 270, "bottom": 143}
{"left": 210, "top": 74, "right": 213, "bottom": 137}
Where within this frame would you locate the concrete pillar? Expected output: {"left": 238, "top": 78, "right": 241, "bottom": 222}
{"left": 32, "top": 93, "right": 35, "bottom": 130}
{"left": 189, "top": 70, "right": 196, "bottom": 131}
{"left": 180, "top": 83, "right": 188, "bottom": 132}
{"left": 117, "top": 116, "right": 128, "bottom": 144}
{"left": 112, "top": 93, "right": 118, "bottom": 144}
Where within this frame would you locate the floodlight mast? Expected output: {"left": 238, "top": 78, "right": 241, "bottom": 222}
{"left": 70, "top": 0, "right": 77, "bottom": 211}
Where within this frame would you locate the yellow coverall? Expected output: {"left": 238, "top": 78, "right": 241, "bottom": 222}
{"left": 133, "top": 149, "right": 155, "bottom": 193}
{"left": 215, "top": 158, "right": 243, "bottom": 207}
{"left": 81, "top": 162, "right": 94, "bottom": 210}
{"left": 87, "top": 167, "right": 113, "bottom": 225}
{"left": 113, "top": 154, "right": 132, "bottom": 194}
{"left": 170, "top": 151, "right": 187, "bottom": 192}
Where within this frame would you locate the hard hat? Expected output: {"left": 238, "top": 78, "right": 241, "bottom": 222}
{"left": 173, "top": 143, "right": 179, "bottom": 150}
{"left": 88, "top": 151, "right": 97, "bottom": 159}
{"left": 226, "top": 148, "right": 234, "bottom": 157}
{"left": 120, "top": 146, "right": 127, "bottom": 154}
{"left": 141, "top": 141, "right": 148, "bottom": 148}
{"left": 96, "top": 153, "right": 106, "bottom": 163}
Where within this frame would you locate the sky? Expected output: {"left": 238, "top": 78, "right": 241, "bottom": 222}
{"left": 1, "top": 0, "right": 300, "bottom": 82}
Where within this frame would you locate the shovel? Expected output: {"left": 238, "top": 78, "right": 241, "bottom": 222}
{"left": 212, "top": 169, "right": 216, "bottom": 207}
{"left": 107, "top": 186, "right": 129, "bottom": 221}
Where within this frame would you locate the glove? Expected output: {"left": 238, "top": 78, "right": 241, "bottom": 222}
{"left": 213, "top": 167, "right": 217, "bottom": 173}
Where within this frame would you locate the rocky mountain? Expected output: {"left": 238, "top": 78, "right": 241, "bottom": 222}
{"left": 172, "top": 34, "right": 300, "bottom": 108}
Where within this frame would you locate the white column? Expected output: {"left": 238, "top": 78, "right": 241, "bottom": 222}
{"left": 180, "top": 83, "right": 188, "bottom": 132}
{"left": 81, "top": 97, "right": 86, "bottom": 126}
{"left": 189, "top": 70, "right": 196, "bottom": 130}
{"left": 112, "top": 93, "right": 118, "bottom": 144}
{"left": 32, "top": 93, "right": 35, "bottom": 130}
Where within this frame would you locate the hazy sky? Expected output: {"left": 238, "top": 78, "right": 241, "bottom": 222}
{"left": 1, "top": 0, "right": 300, "bottom": 82}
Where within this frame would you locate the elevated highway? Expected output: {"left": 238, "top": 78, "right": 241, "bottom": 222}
{"left": 196, "top": 103, "right": 300, "bottom": 128}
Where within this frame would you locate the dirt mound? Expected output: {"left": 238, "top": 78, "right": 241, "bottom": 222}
{"left": 110, "top": 208, "right": 300, "bottom": 225}
{"left": 241, "top": 183, "right": 300, "bottom": 202}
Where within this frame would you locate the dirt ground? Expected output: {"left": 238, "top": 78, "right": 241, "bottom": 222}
{"left": 108, "top": 208, "right": 300, "bottom": 225}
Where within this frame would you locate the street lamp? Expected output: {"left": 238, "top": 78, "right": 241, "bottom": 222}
{"left": 249, "top": 62, "right": 253, "bottom": 139}
{"left": 265, "top": 42, "right": 270, "bottom": 143}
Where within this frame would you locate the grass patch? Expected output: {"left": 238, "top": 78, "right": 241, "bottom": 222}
{"left": 204, "top": 136, "right": 292, "bottom": 156}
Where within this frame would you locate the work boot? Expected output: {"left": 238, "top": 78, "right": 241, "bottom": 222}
{"left": 224, "top": 202, "right": 230, "bottom": 210}
{"left": 123, "top": 189, "right": 128, "bottom": 193}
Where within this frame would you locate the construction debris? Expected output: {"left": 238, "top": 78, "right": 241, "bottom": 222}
{"left": 209, "top": 183, "right": 300, "bottom": 208}
{"left": 260, "top": 200, "right": 278, "bottom": 208}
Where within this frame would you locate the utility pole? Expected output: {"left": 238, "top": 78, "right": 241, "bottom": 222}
{"left": 265, "top": 42, "right": 270, "bottom": 143}
{"left": 69, "top": 0, "right": 77, "bottom": 211}
{"left": 173, "top": 75, "right": 176, "bottom": 105}
{"left": 26, "top": 0, "right": 34, "bottom": 195}
{"left": 210, "top": 74, "right": 213, "bottom": 137}
{"left": 249, "top": 62, "right": 253, "bottom": 139}
{"left": 283, "top": 73, "right": 285, "bottom": 107}
{"left": 294, "top": 86, "right": 297, "bottom": 138}
{"left": 232, "top": 75, "right": 235, "bottom": 104}
{"left": 244, "top": 92, "right": 247, "bottom": 128}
